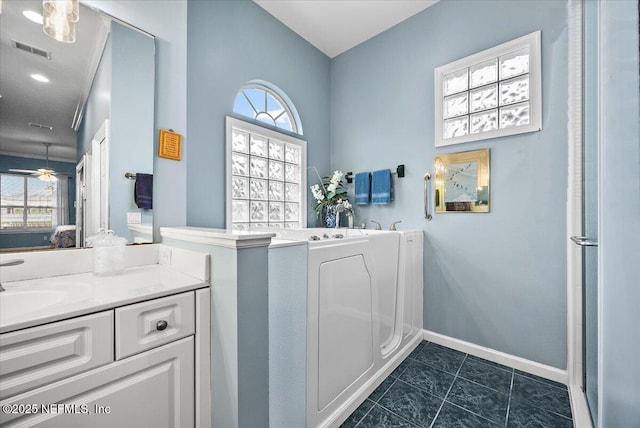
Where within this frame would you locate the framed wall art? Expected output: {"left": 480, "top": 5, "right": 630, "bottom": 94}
{"left": 434, "top": 148, "right": 490, "bottom": 213}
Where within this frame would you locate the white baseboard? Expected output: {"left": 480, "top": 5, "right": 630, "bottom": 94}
{"left": 423, "top": 329, "right": 568, "bottom": 385}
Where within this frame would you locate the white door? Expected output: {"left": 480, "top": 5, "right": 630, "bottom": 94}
{"left": 83, "top": 120, "right": 110, "bottom": 240}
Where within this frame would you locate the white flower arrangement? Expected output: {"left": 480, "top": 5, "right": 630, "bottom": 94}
{"left": 310, "top": 170, "right": 353, "bottom": 218}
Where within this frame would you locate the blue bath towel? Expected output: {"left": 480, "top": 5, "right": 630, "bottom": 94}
{"left": 371, "top": 169, "right": 392, "bottom": 205}
{"left": 134, "top": 173, "right": 153, "bottom": 209}
{"left": 354, "top": 172, "right": 371, "bottom": 205}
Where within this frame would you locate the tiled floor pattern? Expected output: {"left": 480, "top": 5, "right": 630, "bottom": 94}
{"left": 341, "top": 341, "right": 573, "bottom": 428}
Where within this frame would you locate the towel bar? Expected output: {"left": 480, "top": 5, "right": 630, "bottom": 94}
{"left": 345, "top": 165, "right": 405, "bottom": 183}
{"left": 125, "top": 172, "right": 136, "bottom": 179}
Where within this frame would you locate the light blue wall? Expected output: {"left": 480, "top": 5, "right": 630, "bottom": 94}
{"left": 0, "top": 155, "right": 76, "bottom": 249}
{"left": 331, "top": 0, "right": 569, "bottom": 368}
{"left": 85, "top": 0, "right": 188, "bottom": 238}
{"left": 76, "top": 21, "right": 155, "bottom": 240}
{"left": 109, "top": 22, "right": 155, "bottom": 238}
{"left": 268, "top": 244, "right": 308, "bottom": 427}
{"left": 77, "top": 34, "right": 112, "bottom": 159}
{"left": 598, "top": 0, "right": 640, "bottom": 425}
{"left": 186, "top": 0, "right": 331, "bottom": 228}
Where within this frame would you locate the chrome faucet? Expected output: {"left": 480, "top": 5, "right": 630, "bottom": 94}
{"left": 0, "top": 259, "right": 24, "bottom": 292}
{"left": 335, "top": 204, "right": 345, "bottom": 230}
{"left": 370, "top": 220, "right": 382, "bottom": 230}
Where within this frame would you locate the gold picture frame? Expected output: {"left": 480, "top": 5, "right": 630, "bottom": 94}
{"left": 434, "top": 148, "right": 490, "bottom": 213}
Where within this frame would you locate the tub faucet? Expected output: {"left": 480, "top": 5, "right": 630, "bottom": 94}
{"left": 0, "top": 259, "right": 25, "bottom": 292}
{"left": 335, "top": 204, "right": 345, "bottom": 230}
{"left": 371, "top": 220, "right": 382, "bottom": 230}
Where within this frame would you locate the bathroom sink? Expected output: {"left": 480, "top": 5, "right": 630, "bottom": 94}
{"left": 0, "top": 281, "right": 92, "bottom": 323}
{"left": 0, "top": 289, "right": 67, "bottom": 320}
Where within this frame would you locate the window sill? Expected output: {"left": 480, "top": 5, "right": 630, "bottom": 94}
{"left": 0, "top": 229, "right": 54, "bottom": 235}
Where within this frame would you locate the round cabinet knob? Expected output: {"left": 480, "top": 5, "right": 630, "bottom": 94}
{"left": 156, "top": 320, "right": 168, "bottom": 331}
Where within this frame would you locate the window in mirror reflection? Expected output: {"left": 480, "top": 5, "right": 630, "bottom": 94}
{"left": 0, "top": 173, "right": 66, "bottom": 230}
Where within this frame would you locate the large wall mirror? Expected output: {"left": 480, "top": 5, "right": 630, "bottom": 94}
{"left": 0, "top": 0, "right": 155, "bottom": 251}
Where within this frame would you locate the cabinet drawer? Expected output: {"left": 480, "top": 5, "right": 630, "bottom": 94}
{"left": 0, "top": 311, "right": 113, "bottom": 399}
{"left": 115, "top": 292, "right": 194, "bottom": 359}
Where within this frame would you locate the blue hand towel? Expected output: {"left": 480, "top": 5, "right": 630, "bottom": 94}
{"left": 134, "top": 173, "right": 153, "bottom": 209}
{"left": 354, "top": 172, "right": 371, "bottom": 205}
{"left": 371, "top": 169, "right": 392, "bottom": 205}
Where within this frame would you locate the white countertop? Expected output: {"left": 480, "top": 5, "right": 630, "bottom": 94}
{"left": 0, "top": 264, "right": 208, "bottom": 334}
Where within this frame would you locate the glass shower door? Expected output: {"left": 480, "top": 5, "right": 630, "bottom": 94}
{"left": 580, "top": 0, "right": 600, "bottom": 424}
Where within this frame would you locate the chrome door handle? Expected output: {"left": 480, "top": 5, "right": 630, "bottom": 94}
{"left": 424, "top": 173, "right": 432, "bottom": 221}
{"left": 570, "top": 236, "right": 598, "bottom": 247}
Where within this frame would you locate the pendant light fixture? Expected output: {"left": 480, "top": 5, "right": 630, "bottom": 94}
{"left": 42, "top": 0, "right": 79, "bottom": 43}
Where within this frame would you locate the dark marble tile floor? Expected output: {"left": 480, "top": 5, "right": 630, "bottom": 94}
{"left": 341, "top": 341, "right": 573, "bottom": 428}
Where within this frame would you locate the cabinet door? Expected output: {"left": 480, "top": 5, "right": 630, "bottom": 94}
{"left": 0, "top": 337, "right": 194, "bottom": 428}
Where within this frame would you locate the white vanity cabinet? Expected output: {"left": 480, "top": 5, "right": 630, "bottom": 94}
{"left": 0, "top": 289, "right": 208, "bottom": 428}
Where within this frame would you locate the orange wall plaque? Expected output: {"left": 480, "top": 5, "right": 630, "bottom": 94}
{"left": 159, "top": 129, "right": 182, "bottom": 160}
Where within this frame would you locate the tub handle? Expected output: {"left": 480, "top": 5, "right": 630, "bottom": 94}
{"left": 424, "top": 173, "right": 432, "bottom": 221}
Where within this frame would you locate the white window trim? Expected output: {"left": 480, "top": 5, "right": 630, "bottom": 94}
{"left": 434, "top": 31, "right": 542, "bottom": 147}
{"left": 225, "top": 116, "right": 307, "bottom": 230}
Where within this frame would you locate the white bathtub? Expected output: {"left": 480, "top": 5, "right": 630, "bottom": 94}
{"left": 268, "top": 228, "right": 423, "bottom": 427}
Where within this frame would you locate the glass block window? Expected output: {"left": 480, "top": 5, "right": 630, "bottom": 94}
{"left": 1, "top": 173, "right": 57, "bottom": 230}
{"left": 233, "top": 83, "right": 300, "bottom": 134}
{"left": 226, "top": 117, "right": 307, "bottom": 230}
{"left": 434, "top": 31, "right": 542, "bottom": 147}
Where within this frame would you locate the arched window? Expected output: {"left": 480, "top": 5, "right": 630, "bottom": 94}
{"left": 227, "top": 82, "right": 306, "bottom": 230}
{"left": 233, "top": 81, "right": 302, "bottom": 135}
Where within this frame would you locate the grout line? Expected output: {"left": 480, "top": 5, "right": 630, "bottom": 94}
{"left": 353, "top": 376, "right": 398, "bottom": 427}
{"left": 428, "top": 353, "right": 468, "bottom": 428}
{"left": 352, "top": 401, "right": 376, "bottom": 428}
{"left": 393, "top": 376, "right": 451, "bottom": 402}
{"left": 513, "top": 370, "right": 569, "bottom": 391}
{"left": 511, "top": 399, "right": 574, "bottom": 422}
{"left": 370, "top": 378, "right": 397, "bottom": 403}
{"left": 504, "top": 369, "right": 515, "bottom": 428}
{"left": 511, "top": 374, "right": 574, "bottom": 421}
{"left": 442, "top": 400, "right": 504, "bottom": 426}
{"left": 373, "top": 402, "right": 424, "bottom": 428}
{"left": 454, "top": 371, "right": 512, "bottom": 395}
{"left": 465, "top": 353, "right": 514, "bottom": 373}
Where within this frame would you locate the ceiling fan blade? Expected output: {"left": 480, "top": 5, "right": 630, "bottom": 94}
{"left": 9, "top": 169, "right": 39, "bottom": 174}
{"left": 37, "top": 168, "right": 56, "bottom": 174}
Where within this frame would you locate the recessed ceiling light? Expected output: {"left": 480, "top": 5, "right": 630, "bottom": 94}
{"left": 30, "top": 74, "right": 50, "bottom": 83}
{"left": 23, "top": 10, "right": 44, "bottom": 25}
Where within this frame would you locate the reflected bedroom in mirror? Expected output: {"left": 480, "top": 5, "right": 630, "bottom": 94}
{"left": 0, "top": 0, "right": 155, "bottom": 252}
